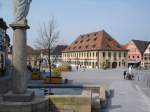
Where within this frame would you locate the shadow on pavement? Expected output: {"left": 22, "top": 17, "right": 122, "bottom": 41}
{"left": 101, "top": 89, "right": 122, "bottom": 112}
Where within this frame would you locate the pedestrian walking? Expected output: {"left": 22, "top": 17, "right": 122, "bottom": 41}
{"left": 83, "top": 66, "right": 86, "bottom": 71}
{"left": 76, "top": 65, "right": 78, "bottom": 71}
{"left": 123, "top": 70, "right": 127, "bottom": 79}
{"left": 27, "top": 62, "right": 32, "bottom": 72}
{"left": 129, "top": 65, "right": 132, "bottom": 75}
{"left": 80, "top": 64, "right": 81, "bottom": 68}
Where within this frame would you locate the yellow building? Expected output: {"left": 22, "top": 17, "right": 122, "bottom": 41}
{"left": 62, "top": 30, "right": 128, "bottom": 69}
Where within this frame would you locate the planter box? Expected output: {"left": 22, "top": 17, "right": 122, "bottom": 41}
{"left": 31, "top": 71, "right": 40, "bottom": 80}
{"left": 31, "top": 75, "right": 39, "bottom": 80}
{"left": 44, "top": 77, "right": 62, "bottom": 84}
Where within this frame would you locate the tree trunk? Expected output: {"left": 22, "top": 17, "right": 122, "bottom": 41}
{"left": 38, "top": 57, "right": 42, "bottom": 79}
{"left": 48, "top": 49, "right": 51, "bottom": 77}
{"left": 47, "top": 49, "right": 52, "bottom": 93}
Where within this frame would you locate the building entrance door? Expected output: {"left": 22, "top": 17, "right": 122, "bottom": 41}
{"left": 112, "top": 62, "right": 117, "bottom": 68}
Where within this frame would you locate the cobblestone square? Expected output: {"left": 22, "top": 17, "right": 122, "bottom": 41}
{"left": 62, "top": 68, "right": 150, "bottom": 112}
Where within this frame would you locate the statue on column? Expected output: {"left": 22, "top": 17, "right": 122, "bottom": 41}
{"left": 13, "top": 0, "right": 32, "bottom": 24}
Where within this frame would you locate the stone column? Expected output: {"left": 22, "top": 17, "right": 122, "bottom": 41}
{"left": 10, "top": 23, "right": 29, "bottom": 94}
{"left": 3, "top": 22, "right": 34, "bottom": 102}
{"left": 1, "top": 22, "right": 49, "bottom": 112}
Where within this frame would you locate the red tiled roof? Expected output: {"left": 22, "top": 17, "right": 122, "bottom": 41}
{"left": 63, "top": 30, "right": 126, "bottom": 52}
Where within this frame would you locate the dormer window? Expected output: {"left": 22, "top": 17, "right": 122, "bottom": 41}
{"left": 86, "top": 39, "right": 90, "bottom": 42}
{"left": 85, "top": 45, "right": 89, "bottom": 49}
{"left": 74, "top": 41, "right": 78, "bottom": 44}
{"left": 93, "top": 37, "right": 97, "bottom": 41}
{"left": 81, "top": 35, "right": 84, "bottom": 38}
{"left": 106, "top": 44, "right": 110, "bottom": 48}
{"left": 73, "top": 46, "right": 76, "bottom": 49}
{"left": 108, "top": 38, "right": 112, "bottom": 41}
{"left": 78, "top": 46, "right": 82, "bottom": 49}
{"left": 80, "top": 40, "right": 83, "bottom": 43}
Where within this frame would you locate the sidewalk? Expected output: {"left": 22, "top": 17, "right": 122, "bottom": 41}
{"left": 102, "top": 80, "right": 150, "bottom": 112}
{"left": 62, "top": 69, "right": 150, "bottom": 112}
{"left": 133, "top": 70, "right": 150, "bottom": 98}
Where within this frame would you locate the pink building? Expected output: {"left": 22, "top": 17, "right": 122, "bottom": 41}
{"left": 125, "top": 40, "right": 149, "bottom": 67}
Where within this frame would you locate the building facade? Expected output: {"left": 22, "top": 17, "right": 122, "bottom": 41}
{"left": 125, "top": 40, "right": 149, "bottom": 67}
{"left": 41, "top": 45, "right": 67, "bottom": 62}
{"left": 142, "top": 43, "right": 150, "bottom": 69}
{"left": 9, "top": 45, "right": 41, "bottom": 70}
{"left": 26, "top": 46, "right": 41, "bottom": 69}
{"left": 0, "top": 18, "right": 9, "bottom": 71}
{"left": 29, "top": 45, "right": 68, "bottom": 70}
{"left": 62, "top": 30, "right": 128, "bottom": 69}
{"left": 40, "top": 45, "right": 67, "bottom": 69}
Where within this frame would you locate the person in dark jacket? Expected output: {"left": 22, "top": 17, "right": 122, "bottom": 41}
{"left": 27, "top": 62, "right": 32, "bottom": 72}
{"left": 123, "top": 70, "right": 127, "bottom": 79}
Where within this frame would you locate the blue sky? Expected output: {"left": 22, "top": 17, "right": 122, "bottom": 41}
{"left": 0, "top": 0, "right": 150, "bottom": 48}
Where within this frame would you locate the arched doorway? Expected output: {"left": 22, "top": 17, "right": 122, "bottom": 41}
{"left": 112, "top": 62, "right": 117, "bottom": 68}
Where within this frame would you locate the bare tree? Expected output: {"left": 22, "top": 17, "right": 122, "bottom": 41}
{"left": 35, "top": 17, "right": 59, "bottom": 77}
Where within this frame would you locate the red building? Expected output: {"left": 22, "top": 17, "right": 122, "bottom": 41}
{"left": 125, "top": 40, "right": 149, "bottom": 67}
